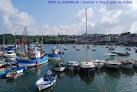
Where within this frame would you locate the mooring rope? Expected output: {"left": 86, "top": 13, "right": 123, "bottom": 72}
{"left": 18, "top": 79, "right": 31, "bottom": 92}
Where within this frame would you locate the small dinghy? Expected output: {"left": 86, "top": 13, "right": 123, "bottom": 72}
{"left": 64, "top": 46, "right": 68, "bottom": 50}
{"left": 66, "top": 61, "right": 78, "bottom": 71}
{"left": 53, "top": 62, "right": 66, "bottom": 72}
{"left": 6, "top": 71, "right": 18, "bottom": 79}
{"left": 36, "top": 70, "right": 57, "bottom": 91}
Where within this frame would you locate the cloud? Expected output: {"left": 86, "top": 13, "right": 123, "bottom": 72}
{"left": 0, "top": 0, "right": 35, "bottom": 34}
{"left": 1, "top": 0, "right": 137, "bottom": 35}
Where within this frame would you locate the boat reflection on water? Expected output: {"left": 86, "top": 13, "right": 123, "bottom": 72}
{"left": 65, "top": 70, "right": 78, "bottom": 78}
{"left": 104, "top": 68, "right": 120, "bottom": 79}
{"left": 79, "top": 71, "right": 95, "bottom": 85}
{"left": 52, "top": 70, "right": 65, "bottom": 79}
{"left": 36, "top": 66, "right": 41, "bottom": 77}
{"left": 120, "top": 68, "right": 134, "bottom": 76}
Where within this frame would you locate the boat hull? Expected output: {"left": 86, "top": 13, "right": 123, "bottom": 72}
{"left": 79, "top": 67, "right": 95, "bottom": 72}
{"left": 48, "top": 54, "right": 64, "bottom": 60}
{"left": 105, "top": 64, "right": 119, "bottom": 69}
{"left": 17, "top": 56, "right": 48, "bottom": 67}
{"left": 53, "top": 67, "right": 65, "bottom": 72}
{"left": 36, "top": 75, "right": 57, "bottom": 91}
{"left": 120, "top": 63, "right": 133, "bottom": 69}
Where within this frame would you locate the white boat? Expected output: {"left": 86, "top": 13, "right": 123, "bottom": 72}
{"left": 79, "top": 61, "right": 95, "bottom": 72}
{"left": 75, "top": 46, "right": 80, "bottom": 51}
{"left": 93, "top": 59, "right": 104, "bottom": 69}
{"left": 104, "top": 53, "right": 120, "bottom": 69}
{"left": 120, "top": 59, "right": 133, "bottom": 69}
{"left": 91, "top": 47, "right": 96, "bottom": 51}
{"left": 64, "top": 46, "right": 68, "bottom": 50}
{"left": 4, "top": 50, "right": 16, "bottom": 58}
{"left": 53, "top": 62, "right": 66, "bottom": 72}
{"left": 66, "top": 61, "right": 78, "bottom": 71}
{"left": 36, "top": 71, "right": 57, "bottom": 91}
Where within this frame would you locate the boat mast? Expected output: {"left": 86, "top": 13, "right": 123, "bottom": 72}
{"left": 86, "top": 8, "right": 88, "bottom": 62}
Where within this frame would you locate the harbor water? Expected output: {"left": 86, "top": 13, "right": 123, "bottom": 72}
{"left": 0, "top": 44, "right": 137, "bottom": 92}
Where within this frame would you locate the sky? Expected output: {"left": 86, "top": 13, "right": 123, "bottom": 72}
{"left": 0, "top": 0, "right": 137, "bottom": 35}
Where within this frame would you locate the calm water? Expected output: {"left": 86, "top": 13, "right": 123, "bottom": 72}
{"left": 0, "top": 44, "right": 137, "bottom": 92}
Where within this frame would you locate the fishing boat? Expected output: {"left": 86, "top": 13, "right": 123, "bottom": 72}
{"left": 17, "top": 43, "right": 48, "bottom": 67}
{"left": 119, "top": 59, "right": 133, "bottom": 69}
{"left": 93, "top": 59, "right": 104, "bottom": 69}
{"left": 66, "top": 61, "right": 78, "bottom": 71}
{"left": 4, "top": 50, "right": 16, "bottom": 58}
{"left": 104, "top": 53, "right": 120, "bottom": 69}
{"left": 111, "top": 51, "right": 130, "bottom": 56}
{"left": 79, "top": 9, "right": 95, "bottom": 73}
{"left": 52, "top": 62, "right": 66, "bottom": 72}
{"left": 6, "top": 71, "right": 18, "bottom": 79}
{"left": 36, "top": 70, "right": 57, "bottom": 91}
{"left": 48, "top": 48, "right": 64, "bottom": 60}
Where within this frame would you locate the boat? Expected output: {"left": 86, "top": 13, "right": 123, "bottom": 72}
{"left": 75, "top": 46, "right": 80, "bottom": 51}
{"left": 119, "top": 59, "right": 133, "bottom": 69}
{"left": 86, "top": 45, "right": 90, "bottom": 49}
{"left": 66, "top": 61, "right": 78, "bottom": 71}
{"left": 48, "top": 48, "right": 64, "bottom": 60}
{"left": 91, "top": 47, "right": 96, "bottom": 51}
{"left": 17, "top": 43, "right": 48, "bottom": 68}
{"left": 0, "top": 69, "right": 10, "bottom": 77}
{"left": 125, "top": 47, "right": 131, "bottom": 51}
{"left": 93, "top": 59, "right": 104, "bottom": 69}
{"left": 64, "top": 46, "right": 68, "bottom": 50}
{"left": 79, "top": 61, "right": 95, "bottom": 73}
{"left": 52, "top": 62, "right": 66, "bottom": 72}
{"left": 79, "top": 9, "right": 95, "bottom": 73}
{"left": 6, "top": 71, "right": 18, "bottom": 79}
{"left": 10, "top": 67, "right": 27, "bottom": 74}
{"left": 2, "top": 45, "right": 15, "bottom": 51}
{"left": 109, "top": 46, "right": 115, "bottom": 51}
{"left": 104, "top": 53, "right": 120, "bottom": 69}
{"left": 111, "top": 51, "right": 130, "bottom": 56}
{"left": 4, "top": 50, "right": 16, "bottom": 58}
{"left": 36, "top": 70, "right": 57, "bottom": 91}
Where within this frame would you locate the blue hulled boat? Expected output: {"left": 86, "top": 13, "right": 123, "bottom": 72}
{"left": 48, "top": 48, "right": 64, "bottom": 60}
{"left": 36, "top": 70, "right": 57, "bottom": 91}
{"left": 0, "top": 69, "right": 10, "bottom": 77}
{"left": 17, "top": 55, "right": 48, "bottom": 68}
{"left": 17, "top": 43, "right": 48, "bottom": 68}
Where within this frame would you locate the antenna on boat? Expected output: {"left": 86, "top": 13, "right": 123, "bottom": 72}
{"left": 86, "top": 8, "right": 88, "bottom": 62}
